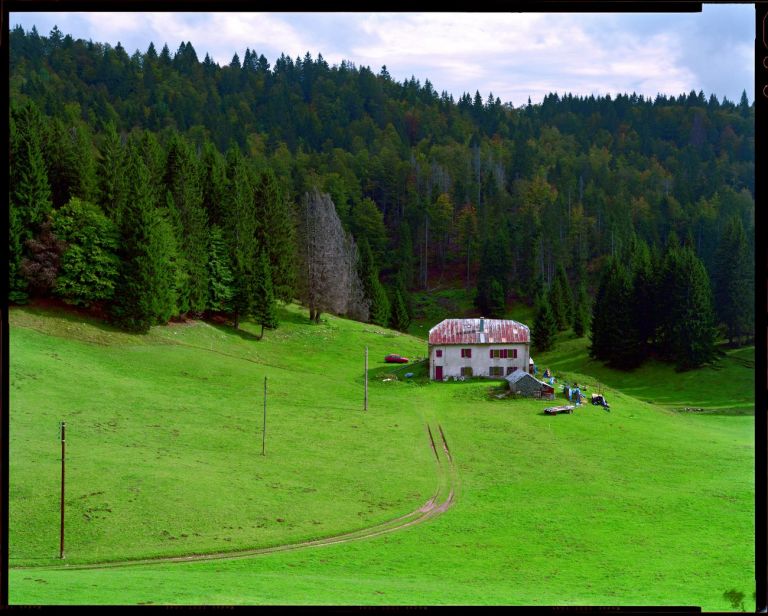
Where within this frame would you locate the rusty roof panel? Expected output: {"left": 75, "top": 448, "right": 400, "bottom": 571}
{"left": 428, "top": 318, "right": 530, "bottom": 345}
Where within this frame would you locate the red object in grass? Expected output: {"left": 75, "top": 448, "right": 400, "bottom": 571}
{"left": 385, "top": 354, "right": 409, "bottom": 364}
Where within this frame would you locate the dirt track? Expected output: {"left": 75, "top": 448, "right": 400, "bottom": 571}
{"left": 16, "top": 423, "right": 457, "bottom": 571}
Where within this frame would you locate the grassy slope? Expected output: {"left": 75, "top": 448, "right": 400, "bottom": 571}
{"left": 9, "top": 304, "right": 754, "bottom": 609}
{"left": 9, "top": 305, "right": 434, "bottom": 566}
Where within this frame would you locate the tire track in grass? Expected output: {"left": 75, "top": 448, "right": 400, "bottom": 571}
{"left": 14, "top": 423, "right": 457, "bottom": 571}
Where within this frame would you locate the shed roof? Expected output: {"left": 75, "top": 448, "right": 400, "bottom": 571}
{"left": 505, "top": 371, "right": 552, "bottom": 390}
{"left": 505, "top": 370, "right": 533, "bottom": 384}
{"left": 428, "top": 318, "right": 530, "bottom": 345}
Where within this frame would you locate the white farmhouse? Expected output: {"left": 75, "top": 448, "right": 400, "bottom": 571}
{"left": 428, "top": 318, "right": 533, "bottom": 381}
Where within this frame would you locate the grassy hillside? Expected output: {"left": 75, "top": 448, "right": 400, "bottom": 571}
{"left": 8, "top": 304, "right": 754, "bottom": 609}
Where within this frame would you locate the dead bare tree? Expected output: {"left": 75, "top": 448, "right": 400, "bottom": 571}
{"left": 298, "top": 188, "right": 369, "bottom": 323}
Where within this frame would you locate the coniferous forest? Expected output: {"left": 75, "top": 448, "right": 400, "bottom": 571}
{"left": 8, "top": 25, "right": 755, "bottom": 371}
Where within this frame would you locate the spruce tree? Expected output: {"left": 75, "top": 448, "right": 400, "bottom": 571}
{"left": 252, "top": 249, "right": 278, "bottom": 339}
{"left": 10, "top": 102, "right": 53, "bottom": 303}
{"left": 390, "top": 288, "right": 411, "bottom": 332}
{"left": 199, "top": 140, "right": 227, "bottom": 227}
{"left": 589, "top": 258, "right": 642, "bottom": 369}
{"left": 223, "top": 146, "right": 257, "bottom": 329}
{"left": 555, "top": 264, "right": 573, "bottom": 327}
{"left": 627, "top": 237, "right": 657, "bottom": 360}
{"left": 589, "top": 259, "right": 616, "bottom": 362}
{"left": 111, "top": 144, "right": 176, "bottom": 332}
{"left": 658, "top": 246, "right": 719, "bottom": 370}
{"left": 97, "top": 121, "right": 128, "bottom": 227}
{"left": 206, "top": 224, "right": 235, "bottom": 313}
{"left": 358, "top": 238, "right": 390, "bottom": 327}
{"left": 50, "top": 198, "right": 120, "bottom": 307}
{"left": 253, "top": 168, "right": 297, "bottom": 303}
{"left": 488, "top": 278, "right": 506, "bottom": 318}
{"left": 532, "top": 293, "right": 558, "bottom": 352}
{"left": 572, "top": 281, "right": 590, "bottom": 338}
{"left": 713, "top": 215, "right": 753, "bottom": 345}
{"left": 163, "top": 133, "right": 209, "bottom": 315}
{"left": 605, "top": 261, "right": 642, "bottom": 369}
{"left": 548, "top": 276, "right": 568, "bottom": 331}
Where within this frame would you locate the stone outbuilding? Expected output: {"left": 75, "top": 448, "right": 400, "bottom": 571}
{"left": 505, "top": 370, "right": 556, "bottom": 399}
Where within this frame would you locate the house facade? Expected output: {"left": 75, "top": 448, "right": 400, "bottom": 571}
{"left": 428, "top": 318, "right": 532, "bottom": 381}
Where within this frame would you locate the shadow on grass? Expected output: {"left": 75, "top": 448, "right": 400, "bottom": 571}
{"left": 14, "top": 304, "right": 127, "bottom": 335}
{"left": 671, "top": 407, "right": 755, "bottom": 416}
{"left": 206, "top": 322, "right": 262, "bottom": 342}
{"left": 368, "top": 359, "right": 430, "bottom": 383}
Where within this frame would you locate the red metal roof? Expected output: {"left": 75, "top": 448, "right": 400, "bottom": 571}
{"left": 428, "top": 318, "right": 530, "bottom": 345}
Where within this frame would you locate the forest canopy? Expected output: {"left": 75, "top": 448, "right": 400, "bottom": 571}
{"left": 9, "top": 25, "right": 754, "bottom": 367}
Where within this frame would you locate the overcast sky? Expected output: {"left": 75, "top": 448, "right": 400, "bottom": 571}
{"left": 10, "top": 6, "right": 756, "bottom": 106}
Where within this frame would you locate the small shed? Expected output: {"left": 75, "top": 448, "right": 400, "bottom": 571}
{"left": 505, "top": 371, "right": 555, "bottom": 399}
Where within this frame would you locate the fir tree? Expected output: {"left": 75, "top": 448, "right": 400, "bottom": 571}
{"left": 488, "top": 278, "right": 506, "bottom": 318}
{"left": 555, "top": 264, "right": 573, "bottom": 327}
{"left": 358, "top": 238, "right": 390, "bottom": 327}
{"left": 589, "top": 259, "right": 615, "bottom": 362}
{"left": 10, "top": 102, "right": 53, "bottom": 303}
{"left": 50, "top": 197, "right": 120, "bottom": 307}
{"left": 589, "top": 258, "right": 642, "bottom": 369}
{"left": 658, "top": 246, "right": 719, "bottom": 370}
{"left": 713, "top": 215, "right": 753, "bottom": 345}
{"left": 548, "top": 276, "right": 568, "bottom": 331}
{"left": 532, "top": 293, "right": 558, "bottom": 352}
{"left": 253, "top": 168, "right": 297, "bottom": 303}
{"left": 111, "top": 144, "right": 177, "bottom": 332}
{"left": 206, "top": 224, "right": 235, "bottom": 313}
{"left": 626, "top": 237, "right": 657, "bottom": 360}
{"left": 390, "top": 288, "right": 411, "bottom": 332}
{"left": 163, "top": 133, "right": 209, "bottom": 315}
{"left": 252, "top": 249, "right": 278, "bottom": 339}
{"left": 223, "top": 147, "right": 257, "bottom": 329}
{"left": 572, "top": 281, "right": 590, "bottom": 338}
{"left": 97, "top": 121, "right": 128, "bottom": 227}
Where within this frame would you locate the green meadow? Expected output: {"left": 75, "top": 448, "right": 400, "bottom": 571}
{"left": 8, "top": 303, "right": 754, "bottom": 609}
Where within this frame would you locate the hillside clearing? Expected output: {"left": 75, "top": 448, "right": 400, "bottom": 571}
{"left": 8, "top": 304, "right": 754, "bottom": 609}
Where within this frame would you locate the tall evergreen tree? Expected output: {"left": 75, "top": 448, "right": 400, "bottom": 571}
{"left": 111, "top": 144, "right": 177, "bottom": 332}
{"left": 222, "top": 146, "right": 257, "bottom": 329}
{"left": 555, "top": 264, "right": 573, "bottom": 327}
{"left": 163, "top": 133, "right": 209, "bottom": 315}
{"left": 10, "top": 102, "right": 53, "bottom": 303}
{"left": 358, "top": 239, "right": 390, "bottom": 327}
{"left": 548, "top": 275, "right": 568, "bottom": 331}
{"left": 97, "top": 121, "right": 128, "bottom": 226}
{"left": 626, "top": 237, "right": 657, "bottom": 360}
{"left": 253, "top": 168, "right": 296, "bottom": 303}
{"left": 487, "top": 278, "right": 506, "bottom": 319}
{"left": 572, "top": 281, "right": 590, "bottom": 338}
{"left": 199, "top": 140, "right": 227, "bottom": 227}
{"left": 50, "top": 197, "right": 120, "bottom": 307}
{"left": 713, "top": 215, "right": 753, "bottom": 345}
{"left": 532, "top": 292, "right": 558, "bottom": 352}
{"left": 252, "top": 249, "right": 278, "bottom": 339}
{"left": 589, "top": 258, "right": 642, "bottom": 369}
{"left": 657, "top": 246, "right": 719, "bottom": 370}
{"left": 389, "top": 287, "right": 411, "bottom": 332}
{"left": 206, "top": 224, "right": 235, "bottom": 313}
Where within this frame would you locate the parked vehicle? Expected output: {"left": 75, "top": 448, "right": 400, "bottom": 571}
{"left": 385, "top": 354, "right": 409, "bottom": 364}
